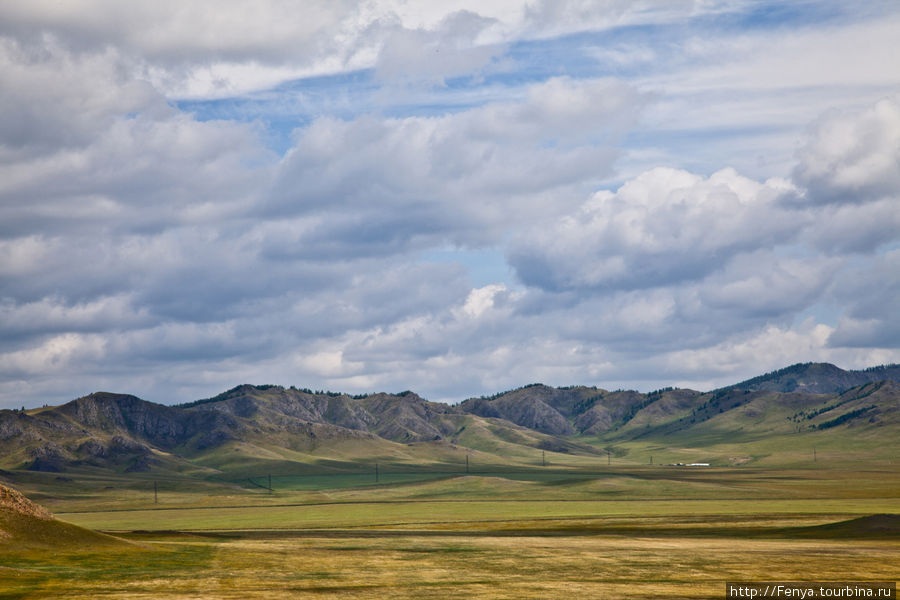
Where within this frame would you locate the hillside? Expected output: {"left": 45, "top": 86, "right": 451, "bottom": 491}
{"left": 0, "top": 386, "right": 599, "bottom": 475}
{"left": 0, "top": 362, "right": 898, "bottom": 475}
{"left": 717, "top": 362, "right": 900, "bottom": 394}
{"left": 456, "top": 363, "right": 900, "bottom": 443}
{"left": 0, "top": 483, "right": 128, "bottom": 549}
{"left": 457, "top": 384, "right": 703, "bottom": 436}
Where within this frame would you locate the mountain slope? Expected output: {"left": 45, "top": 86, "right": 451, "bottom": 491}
{"left": 0, "top": 386, "right": 601, "bottom": 474}
{"left": 1, "top": 362, "right": 898, "bottom": 475}
{"left": 718, "top": 362, "right": 900, "bottom": 394}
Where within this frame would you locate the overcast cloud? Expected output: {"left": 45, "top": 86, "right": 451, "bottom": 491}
{"left": 1, "top": 0, "right": 898, "bottom": 408}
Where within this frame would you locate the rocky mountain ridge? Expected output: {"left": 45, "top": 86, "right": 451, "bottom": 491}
{"left": 1, "top": 362, "right": 897, "bottom": 473}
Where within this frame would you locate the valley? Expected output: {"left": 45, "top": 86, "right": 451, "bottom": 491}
{"left": 1, "top": 362, "right": 898, "bottom": 598}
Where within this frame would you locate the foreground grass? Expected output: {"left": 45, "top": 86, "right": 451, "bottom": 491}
{"left": 2, "top": 465, "right": 898, "bottom": 599}
{"left": 2, "top": 533, "right": 897, "bottom": 599}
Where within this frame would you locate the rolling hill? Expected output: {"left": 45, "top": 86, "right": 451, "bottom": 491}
{"left": 714, "top": 362, "right": 900, "bottom": 394}
{"left": 0, "top": 386, "right": 601, "bottom": 476}
{"left": 0, "top": 362, "right": 897, "bottom": 475}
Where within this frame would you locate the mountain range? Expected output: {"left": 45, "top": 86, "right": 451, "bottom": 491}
{"left": 1, "top": 362, "right": 898, "bottom": 475}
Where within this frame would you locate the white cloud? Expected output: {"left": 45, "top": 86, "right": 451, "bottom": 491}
{"left": 659, "top": 319, "right": 898, "bottom": 391}
{"left": 0, "top": 0, "right": 363, "bottom": 97}
{"left": 698, "top": 252, "right": 840, "bottom": 318}
{"left": 2, "top": 2, "right": 900, "bottom": 408}
{"left": 623, "top": 14, "right": 900, "bottom": 179}
{"left": 521, "top": 0, "right": 716, "bottom": 39}
{"left": 793, "top": 96, "right": 900, "bottom": 205}
{"left": 509, "top": 167, "right": 801, "bottom": 291}
{"left": 827, "top": 250, "right": 900, "bottom": 349}
{"left": 0, "top": 0, "right": 792, "bottom": 100}
{"left": 458, "top": 284, "right": 510, "bottom": 318}
{"left": 0, "top": 37, "right": 164, "bottom": 155}
{"left": 269, "top": 77, "right": 642, "bottom": 248}
{"left": 0, "top": 294, "right": 147, "bottom": 340}
{"left": 803, "top": 198, "right": 900, "bottom": 254}
{"left": 0, "top": 333, "right": 106, "bottom": 378}
{"left": 373, "top": 10, "right": 505, "bottom": 87}
{"left": 0, "top": 39, "right": 270, "bottom": 247}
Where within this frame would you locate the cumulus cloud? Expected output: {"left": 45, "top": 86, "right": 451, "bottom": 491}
{"left": 1, "top": 1, "right": 899, "bottom": 408}
{"left": 697, "top": 252, "right": 840, "bottom": 319}
{"left": 827, "top": 250, "right": 900, "bottom": 349}
{"left": 0, "top": 0, "right": 769, "bottom": 100}
{"left": 803, "top": 198, "right": 900, "bottom": 254}
{"left": 508, "top": 167, "right": 801, "bottom": 292}
{"left": 0, "top": 0, "right": 364, "bottom": 97}
{"left": 793, "top": 95, "right": 900, "bottom": 205}
{"left": 0, "top": 38, "right": 270, "bottom": 246}
{"left": 268, "top": 77, "right": 642, "bottom": 248}
{"left": 621, "top": 12, "right": 900, "bottom": 180}
{"left": 373, "top": 10, "right": 504, "bottom": 86}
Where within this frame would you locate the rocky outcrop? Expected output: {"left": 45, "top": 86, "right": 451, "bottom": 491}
{"left": 459, "top": 386, "right": 582, "bottom": 436}
{"left": 0, "top": 483, "right": 53, "bottom": 520}
{"left": 58, "top": 392, "right": 188, "bottom": 448}
{"left": 28, "top": 442, "right": 69, "bottom": 472}
{"left": 2, "top": 363, "right": 897, "bottom": 474}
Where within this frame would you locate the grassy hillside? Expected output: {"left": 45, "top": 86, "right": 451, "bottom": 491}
{"left": 0, "top": 483, "right": 129, "bottom": 551}
{"left": 716, "top": 362, "right": 900, "bottom": 394}
{"left": 1, "top": 363, "right": 897, "bottom": 487}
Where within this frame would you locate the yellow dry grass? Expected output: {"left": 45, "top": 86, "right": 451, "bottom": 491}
{"left": 4, "top": 534, "right": 897, "bottom": 599}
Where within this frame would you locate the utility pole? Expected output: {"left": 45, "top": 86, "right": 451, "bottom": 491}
{"left": 607, "top": 450, "right": 611, "bottom": 466}
{"left": 375, "top": 463, "right": 379, "bottom": 483}
{"left": 542, "top": 450, "right": 545, "bottom": 467}
{"left": 814, "top": 447, "right": 816, "bottom": 462}
{"left": 268, "top": 474, "right": 272, "bottom": 493}
{"left": 650, "top": 455, "right": 653, "bottom": 465}
{"left": 154, "top": 481, "right": 158, "bottom": 504}
{"left": 466, "top": 454, "right": 469, "bottom": 474}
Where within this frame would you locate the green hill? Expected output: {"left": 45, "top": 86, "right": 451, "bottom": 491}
{"left": 1, "top": 363, "right": 897, "bottom": 479}
{"left": 716, "top": 362, "right": 900, "bottom": 394}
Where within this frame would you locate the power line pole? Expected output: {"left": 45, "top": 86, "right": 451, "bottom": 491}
{"left": 542, "top": 450, "right": 545, "bottom": 467}
{"left": 154, "top": 480, "right": 158, "bottom": 504}
{"left": 466, "top": 454, "right": 469, "bottom": 474}
{"left": 268, "top": 474, "right": 272, "bottom": 493}
{"left": 607, "top": 450, "right": 611, "bottom": 466}
{"left": 375, "top": 463, "right": 379, "bottom": 483}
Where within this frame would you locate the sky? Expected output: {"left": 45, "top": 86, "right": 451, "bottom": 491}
{"left": 1, "top": 0, "right": 899, "bottom": 408}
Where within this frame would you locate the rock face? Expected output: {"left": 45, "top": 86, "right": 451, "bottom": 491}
{"left": 459, "top": 385, "right": 588, "bottom": 435}
{"left": 58, "top": 392, "right": 190, "bottom": 448}
{"left": 0, "top": 483, "right": 53, "bottom": 520}
{"left": 0, "top": 387, "right": 473, "bottom": 471}
{"left": 0, "top": 362, "right": 897, "bottom": 474}
{"left": 185, "top": 386, "right": 459, "bottom": 443}
{"left": 28, "top": 442, "right": 70, "bottom": 472}
{"left": 458, "top": 385, "right": 662, "bottom": 436}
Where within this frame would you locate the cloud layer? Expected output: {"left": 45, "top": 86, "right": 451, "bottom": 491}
{"left": 1, "top": 1, "right": 899, "bottom": 407}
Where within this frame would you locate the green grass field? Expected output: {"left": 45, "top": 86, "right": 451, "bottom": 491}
{"left": 2, "top": 461, "right": 897, "bottom": 599}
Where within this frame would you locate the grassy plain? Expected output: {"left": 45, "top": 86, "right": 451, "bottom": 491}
{"left": 3, "top": 534, "right": 897, "bottom": 599}
{"left": 2, "top": 461, "right": 898, "bottom": 599}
